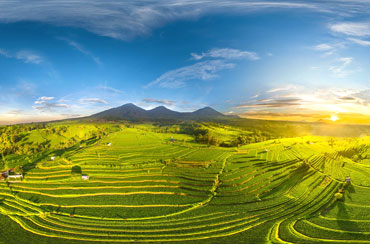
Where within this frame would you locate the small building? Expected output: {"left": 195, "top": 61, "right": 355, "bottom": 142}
{"left": 345, "top": 176, "right": 351, "bottom": 183}
{"left": 8, "top": 174, "right": 23, "bottom": 181}
{"left": 107, "top": 143, "right": 112, "bottom": 146}
{"left": 170, "top": 138, "right": 176, "bottom": 143}
{"left": 81, "top": 175, "right": 90, "bottom": 180}
{"left": 50, "top": 156, "right": 56, "bottom": 161}
{"left": 264, "top": 149, "right": 269, "bottom": 152}
{"left": 1, "top": 170, "right": 9, "bottom": 178}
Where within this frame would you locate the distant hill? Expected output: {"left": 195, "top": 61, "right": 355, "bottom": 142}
{"left": 89, "top": 103, "right": 234, "bottom": 121}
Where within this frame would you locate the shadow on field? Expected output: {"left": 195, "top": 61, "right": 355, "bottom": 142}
{"left": 336, "top": 201, "right": 359, "bottom": 232}
{"left": 260, "top": 163, "right": 310, "bottom": 199}
{"left": 253, "top": 159, "right": 299, "bottom": 170}
{"left": 22, "top": 137, "right": 98, "bottom": 177}
{"left": 347, "top": 183, "right": 356, "bottom": 194}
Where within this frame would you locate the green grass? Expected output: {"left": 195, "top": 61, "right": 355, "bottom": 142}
{"left": 1, "top": 122, "right": 370, "bottom": 243}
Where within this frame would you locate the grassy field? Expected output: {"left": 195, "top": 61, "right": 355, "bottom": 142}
{"left": 1, "top": 122, "right": 370, "bottom": 243}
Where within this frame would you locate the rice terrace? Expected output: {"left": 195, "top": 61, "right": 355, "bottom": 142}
{"left": 2, "top": 0, "right": 370, "bottom": 243}
{"left": 1, "top": 110, "right": 370, "bottom": 243}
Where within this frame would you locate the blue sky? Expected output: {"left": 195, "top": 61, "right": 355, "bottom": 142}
{"left": 0, "top": 1, "right": 370, "bottom": 124}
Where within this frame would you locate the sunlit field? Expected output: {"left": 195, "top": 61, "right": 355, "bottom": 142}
{"left": 1, "top": 122, "right": 370, "bottom": 243}
{"left": 2, "top": 1, "right": 370, "bottom": 243}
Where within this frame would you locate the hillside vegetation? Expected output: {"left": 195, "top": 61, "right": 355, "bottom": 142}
{"left": 0, "top": 121, "right": 370, "bottom": 243}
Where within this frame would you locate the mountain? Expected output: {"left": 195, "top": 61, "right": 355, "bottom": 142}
{"left": 190, "top": 107, "right": 225, "bottom": 119}
{"left": 147, "top": 106, "right": 182, "bottom": 119}
{"left": 89, "top": 103, "right": 232, "bottom": 121}
{"left": 90, "top": 103, "right": 147, "bottom": 120}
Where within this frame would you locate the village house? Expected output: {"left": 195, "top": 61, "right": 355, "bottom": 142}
{"left": 8, "top": 174, "right": 23, "bottom": 181}
{"left": 81, "top": 174, "right": 90, "bottom": 180}
{"left": 107, "top": 143, "right": 112, "bottom": 146}
{"left": 1, "top": 168, "right": 23, "bottom": 181}
{"left": 50, "top": 156, "right": 56, "bottom": 161}
{"left": 1, "top": 169, "right": 9, "bottom": 178}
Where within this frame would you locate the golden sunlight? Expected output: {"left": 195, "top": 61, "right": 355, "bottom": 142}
{"left": 330, "top": 115, "right": 339, "bottom": 122}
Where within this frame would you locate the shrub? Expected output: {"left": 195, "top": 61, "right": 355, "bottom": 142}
{"left": 334, "top": 192, "right": 343, "bottom": 200}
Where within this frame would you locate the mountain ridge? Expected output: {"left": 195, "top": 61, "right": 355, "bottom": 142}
{"left": 89, "top": 103, "right": 234, "bottom": 121}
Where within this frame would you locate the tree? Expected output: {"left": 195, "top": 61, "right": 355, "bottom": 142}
{"left": 334, "top": 192, "right": 343, "bottom": 200}
{"left": 14, "top": 165, "right": 24, "bottom": 174}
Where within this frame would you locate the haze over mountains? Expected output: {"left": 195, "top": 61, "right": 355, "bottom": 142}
{"left": 89, "top": 103, "right": 232, "bottom": 121}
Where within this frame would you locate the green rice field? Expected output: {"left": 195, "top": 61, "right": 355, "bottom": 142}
{"left": 1, "top": 123, "right": 370, "bottom": 243}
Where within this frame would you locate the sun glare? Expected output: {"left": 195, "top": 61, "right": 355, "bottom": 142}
{"left": 330, "top": 115, "right": 339, "bottom": 122}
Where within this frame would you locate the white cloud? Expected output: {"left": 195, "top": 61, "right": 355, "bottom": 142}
{"left": 34, "top": 96, "right": 55, "bottom": 104}
{"left": 348, "top": 37, "right": 370, "bottom": 46}
{"left": 60, "top": 38, "right": 102, "bottom": 65}
{"left": 266, "top": 85, "right": 299, "bottom": 93}
{"left": 0, "top": 1, "right": 357, "bottom": 40}
{"left": 33, "top": 96, "right": 69, "bottom": 111}
{"left": 97, "top": 85, "right": 124, "bottom": 94}
{"left": 7, "top": 109, "right": 23, "bottom": 115}
{"left": 329, "top": 57, "right": 354, "bottom": 77}
{"left": 146, "top": 60, "right": 235, "bottom": 89}
{"left": 313, "top": 43, "right": 334, "bottom": 51}
{"left": 80, "top": 98, "right": 108, "bottom": 104}
{"left": 143, "top": 98, "right": 174, "bottom": 106}
{"left": 40, "top": 96, "right": 54, "bottom": 101}
{"left": 15, "top": 50, "right": 43, "bottom": 64}
{"left": 0, "top": 49, "right": 43, "bottom": 64}
{"left": 33, "top": 103, "right": 69, "bottom": 110}
{"left": 148, "top": 47, "right": 259, "bottom": 89}
{"left": 330, "top": 22, "right": 370, "bottom": 37}
{"left": 0, "top": 49, "right": 10, "bottom": 57}
{"left": 191, "top": 48, "right": 259, "bottom": 60}
{"left": 235, "top": 85, "right": 370, "bottom": 117}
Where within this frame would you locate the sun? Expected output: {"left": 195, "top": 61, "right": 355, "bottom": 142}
{"left": 330, "top": 115, "right": 339, "bottom": 122}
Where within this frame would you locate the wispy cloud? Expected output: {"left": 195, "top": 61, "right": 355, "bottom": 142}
{"left": 266, "top": 85, "right": 299, "bottom": 93}
{"left": 15, "top": 50, "right": 43, "bottom": 64}
{"left": 146, "top": 59, "right": 235, "bottom": 89}
{"left": 0, "top": 49, "right": 43, "bottom": 64}
{"left": 0, "top": 49, "right": 10, "bottom": 57}
{"left": 330, "top": 22, "right": 370, "bottom": 37}
{"left": 60, "top": 38, "right": 102, "bottom": 65}
{"left": 312, "top": 43, "right": 334, "bottom": 51}
{"left": 143, "top": 98, "right": 174, "bottom": 106}
{"left": 80, "top": 98, "right": 108, "bottom": 104}
{"left": 1, "top": 1, "right": 367, "bottom": 40}
{"left": 348, "top": 37, "right": 370, "bottom": 46}
{"left": 191, "top": 48, "right": 259, "bottom": 60}
{"left": 97, "top": 85, "right": 124, "bottom": 94}
{"left": 33, "top": 96, "right": 69, "bottom": 111}
{"left": 34, "top": 96, "right": 54, "bottom": 104}
{"left": 235, "top": 98, "right": 301, "bottom": 108}
{"left": 329, "top": 57, "right": 354, "bottom": 77}
{"left": 234, "top": 85, "right": 370, "bottom": 122}
{"left": 148, "top": 47, "right": 259, "bottom": 89}
{"left": 7, "top": 109, "right": 23, "bottom": 115}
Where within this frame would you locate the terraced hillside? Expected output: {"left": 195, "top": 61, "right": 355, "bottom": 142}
{"left": 1, "top": 125, "right": 370, "bottom": 243}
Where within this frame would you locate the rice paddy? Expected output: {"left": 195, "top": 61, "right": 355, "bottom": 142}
{"left": 1, "top": 124, "right": 370, "bottom": 243}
